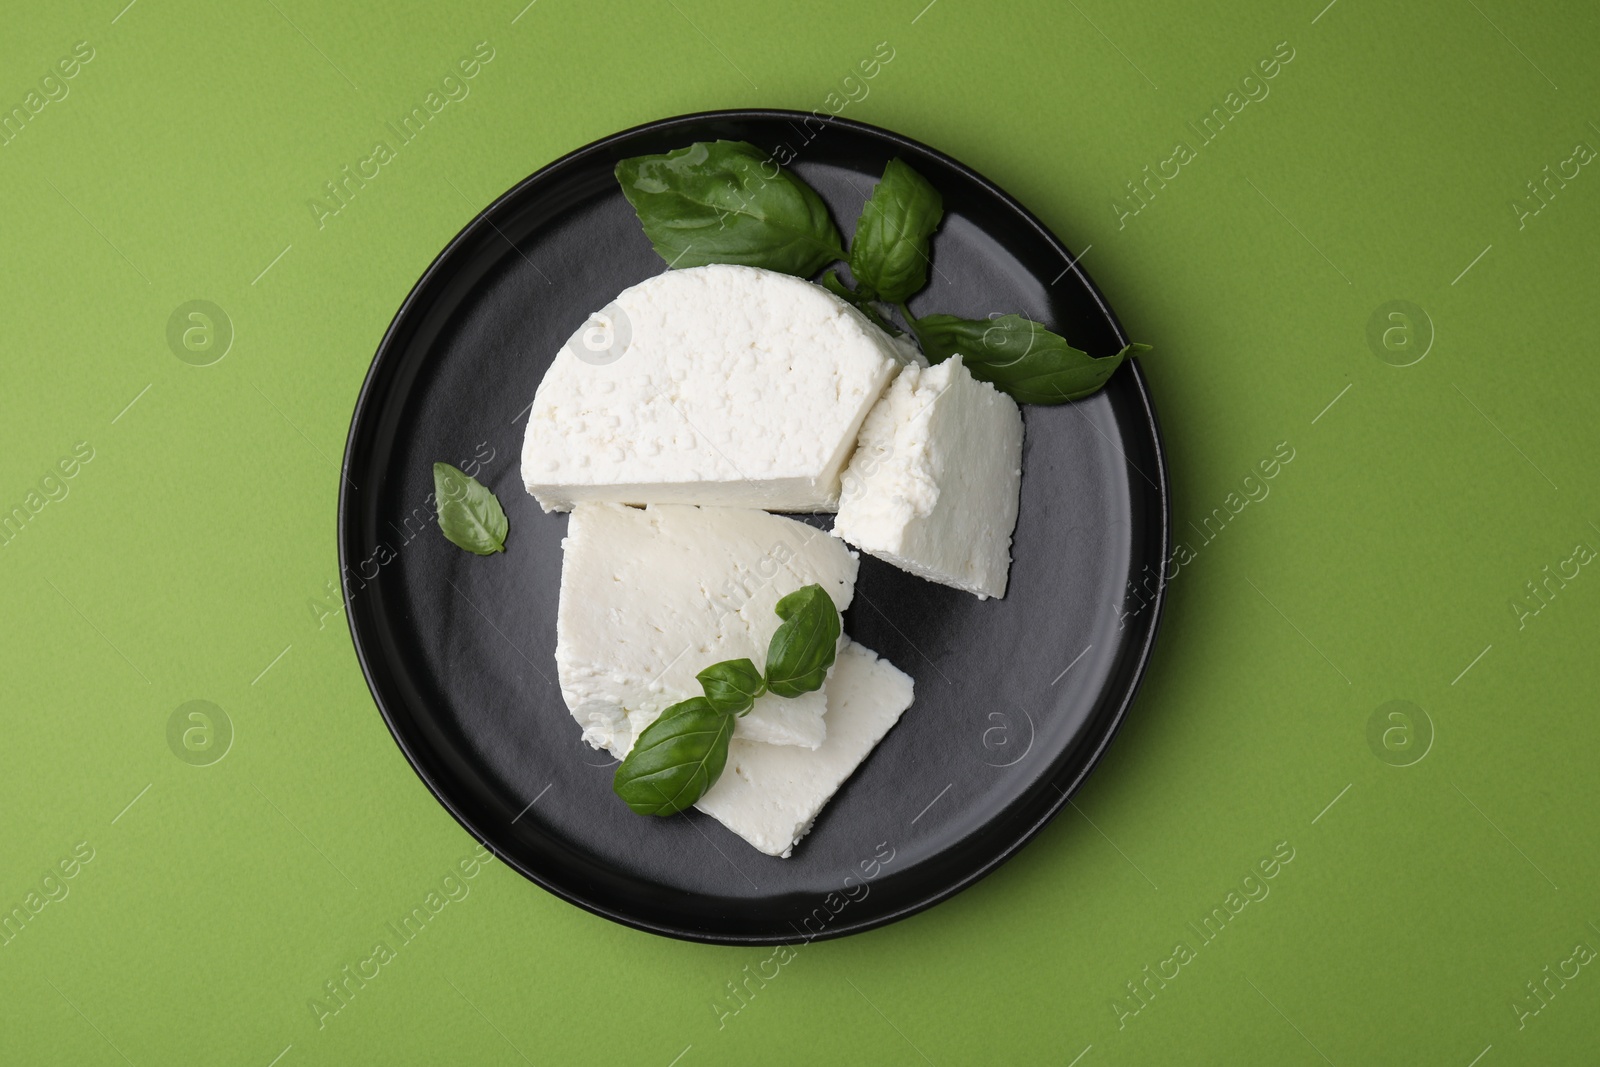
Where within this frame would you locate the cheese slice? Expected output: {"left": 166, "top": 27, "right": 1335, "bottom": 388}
{"left": 695, "top": 640, "right": 914, "bottom": 858}
{"left": 556, "top": 503, "right": 857, "bottom": 756}
{"left": 832, "top": 355, "right": 1024, "bottom": 599}
{"left": 521, "top": 264, "right": 911, "bottom": 513}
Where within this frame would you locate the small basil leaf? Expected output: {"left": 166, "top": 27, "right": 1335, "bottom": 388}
{"left": 616, "top": 141, "right": 846, "bottom": 277}
{"left": 432, "top": 462, "right": 507, "bottom": 555}
{"left": 849, "top": 158, "right": 943, "bottom": 304}
{"left": 913, "top": 315, "right": 1144, "bottom": 404}
{"left": 764, "top": 584, "right": 842, "bottom": 699}
{"left": 697, "top": 658, "right": 766, "bottom": 717}
{"left": 613, "top": 698, "right": 733, "bottom": 816}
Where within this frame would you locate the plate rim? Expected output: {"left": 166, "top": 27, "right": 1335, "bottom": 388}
{"left": 338, "top": 107, "right": 1170, "bottom": 943}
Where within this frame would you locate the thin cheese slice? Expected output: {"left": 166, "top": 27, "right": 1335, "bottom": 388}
{"left": 696, "top": 640, "right": 914, "bottom": 858}
{"left": 556, "top": 503, "right": 857, "bottom": 756}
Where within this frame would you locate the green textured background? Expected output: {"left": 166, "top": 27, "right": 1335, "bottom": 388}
{"left": 3, "top": 0, "right": 1597, "bottom": 1063}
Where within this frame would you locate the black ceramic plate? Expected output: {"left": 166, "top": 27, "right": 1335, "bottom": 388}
{"left": 340, "top": 110, "right": 1168, "bottom": 944}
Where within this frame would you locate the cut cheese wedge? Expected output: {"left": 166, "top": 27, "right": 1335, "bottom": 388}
{"left": 521, "top": 264, "right": 912, "bottom": 513}
{"left": 555, "top": 503, "right": 857, "bottom": 756}
{"left": 696, "top": 640, "right": 914, "bottom": 858}
{"left": 832, "top": 355, "right": 1024, "bottom": 599}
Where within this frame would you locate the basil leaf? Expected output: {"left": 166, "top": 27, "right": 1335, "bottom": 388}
{"left": 764, "top": 584, "right": 842, "bottom": 699}
{"left": 432, "top": 462, "right": 507, "bottom": 554}
{"left": 913, "top": 314, "right": 1147, "bottom": 404}
{"left": 849, "top": 158, "right": 943, "bottom": 303}
{"left": 697, "top": 658, "right": 767, "bottom": 717}
{"left": 612, "top": 697, "right": 733, "bottom": 816}
{"left": 616, "top": 141, "right": 846, "bottom": 277}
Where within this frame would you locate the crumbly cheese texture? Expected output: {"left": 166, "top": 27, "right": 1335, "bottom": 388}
{"left": 555, "top": 503, "right": 858, "bottom": 756}
{"left": 522, "top": 264, "right": 913, "bottom": 513}
{"left": 832, "top": 355, "right": 1024, "bottom": 599}
{"left": 696, "top": 640, "right": 914, "bottom": 858}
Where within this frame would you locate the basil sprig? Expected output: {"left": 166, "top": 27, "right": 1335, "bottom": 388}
{"left": 615, "top": 141, "right": 846, "bottom": 278}
{"left": 433, "top": 462, "right": 507, "bottom": 555}
{"left": 912, "top": 316, "right": 1153, "bottom": 404}
{"left": 616, "top": 143, "right": 1145, "bottom": 405}
{"left": 613, "top": 584, "right": 841, "bottom": 816}
{"left": 849, "top": 158, "right": 942, "bottom": 303}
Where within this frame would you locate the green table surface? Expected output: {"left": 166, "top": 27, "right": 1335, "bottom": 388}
{"left": 4, "top": 0, "right": 1597, "bottom": 1063}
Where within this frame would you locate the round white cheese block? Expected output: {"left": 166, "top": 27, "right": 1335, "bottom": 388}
{"left": 521, "top": 264, "right": 913, "bottom": 513}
